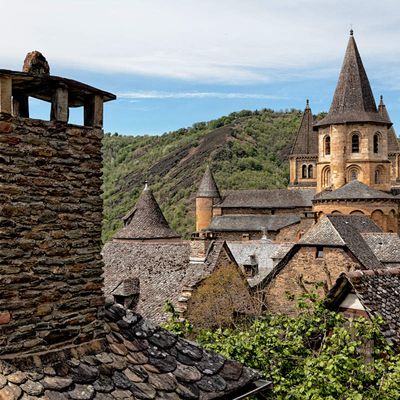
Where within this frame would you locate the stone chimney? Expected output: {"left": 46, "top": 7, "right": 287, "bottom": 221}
{"left": 0, "top": 53, "right": 115, "bottom": 356}
{"left": 189, "top": 231, "right": 215, "bottom": 263}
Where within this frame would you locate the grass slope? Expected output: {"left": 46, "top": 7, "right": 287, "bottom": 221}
{"left": 102, "top": 108, "right": 308, "bottom": 242}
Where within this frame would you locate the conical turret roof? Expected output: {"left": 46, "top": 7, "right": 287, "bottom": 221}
{"left": 378, "top": 96, "right": 399, "bottom": 152}
{"left": 197, "top": 166, "right": 221, "bottom": 198}
{"left": 315, "top": 31, "right": 390, "bottom": 128}
{"left": 290, "top": 100, "right": 317, "bottom": 155}
{"left": 114, "top": 183, "right": 180, "bottom": 240}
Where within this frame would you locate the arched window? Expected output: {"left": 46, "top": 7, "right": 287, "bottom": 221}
{"left": 308, "top": 165, "right": 313, "bottom": 179}
{"left": 322, "top": 166, "right": 331, "bottom": 188}
{"left": 324, "top": 136, "right": 331, "bottom": 155}
{"left": 351, "top": 133, "right": 360, "bottom": 153}
{"left": 375, "top": 169, "right": 381, "bottom": 184}
{"left": 373, "top": 133, "right": 380, "bottom": 154}
{"left": 346, "top": 165, "right": 361, "bottom": 182}
{"left": 302, "top": 165, "right": 307, "bottom": 178}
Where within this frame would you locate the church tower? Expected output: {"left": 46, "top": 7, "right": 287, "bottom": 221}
{"left": 289, "top": 99, "right": 318, "bottom": 189}
{"left": 314, "top": 30, "right": 392, "bottom": 193}
{"left": 195, "top": 166, "right": 221, "bottom": 231}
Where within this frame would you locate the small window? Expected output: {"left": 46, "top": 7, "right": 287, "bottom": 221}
{"left": 373, "top": 134, "right": 380, "bottom": 154}
{"left": 375, "top": 168, "right": 381, "bottom": 184}
{"left": 316, "top": 246, "right": 324, "bottom": 258}
{"left": 352, "top": 134, "right": 360, "bottom": 153}
{"left": 324, "top": 136, "right": 331, "bottom": 155}
{"left": 302, "top": 165, "right": 307, "bottom": 179}
{"left": 350, "top": 169, "right": 358, "bottom": 181}
{"left": 308, "top": 165, "right": 313, "bottom": 179}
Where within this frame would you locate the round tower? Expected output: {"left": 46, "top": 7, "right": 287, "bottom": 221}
{"left": 196, "top": 166, "right": 221, "bottom": 231}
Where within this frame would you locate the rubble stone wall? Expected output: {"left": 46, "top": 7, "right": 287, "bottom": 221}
{"left": 0, "top": 113, "right": 105, "bottom": 356}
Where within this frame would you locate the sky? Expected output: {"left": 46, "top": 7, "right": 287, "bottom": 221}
{"left": 2, "top": 0, "right": 400, "bottom": 135}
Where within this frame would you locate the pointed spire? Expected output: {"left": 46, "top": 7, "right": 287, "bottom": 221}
{"left": 114, "top": 184, "right": 180, "bottom": 240}
{"left": 315, "top": 33, "right": 390, "bottom": 127}
{"left": 290, "top": 99, "right": 317, "bottom": 155}
{"left": 378, "top": 95, "right": 399, "bottom": 152}
{"left": 197, "top": 165, "right": 221, "bottom": 198}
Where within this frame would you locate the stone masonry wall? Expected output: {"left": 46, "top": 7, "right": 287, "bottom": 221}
{"left": 0, "top": 113, "right": 105, "bottom": 356}
{"left": 263, "top": 246, "right": 361, "bottom": 315}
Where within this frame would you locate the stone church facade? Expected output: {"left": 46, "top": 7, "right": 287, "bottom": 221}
{"left": 196, "top": 30, "right": 400, "bottom": 237}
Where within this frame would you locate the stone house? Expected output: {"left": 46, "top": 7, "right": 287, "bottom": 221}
{"left": 326, "top": 268, "right": 400, "bottom": 348}
{"left": 257, "top": 214, "right": 400, "bottom": 315}
{"left": 0, "top": 52, "right": 271, "bottom": 399}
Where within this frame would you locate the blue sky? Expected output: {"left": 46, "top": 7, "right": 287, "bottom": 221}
{"left": 3, "top": 0, "right": 400, "bottom": 135}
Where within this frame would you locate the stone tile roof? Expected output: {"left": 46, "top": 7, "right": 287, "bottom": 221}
{"left": 111, "top": 278, "right": 140, "bottom": 297}
{"left": 217, "top": 188, "right": 315, "bottom": 209}
{"left": 114, "top": 186, "right": 180, "bottom": 240}
{"left": 313, "top": 180, "right": 394, "bottom": 201}
{"left": 102, "top": 242, "right": 191, "bottom": 323}
{"left": 290, "top": 100, "right": 318, "bottom": 155}
{"left": 327, "top": 268, "right": 400, "bottom": 347}
{"left": 378, "top": 96, "right": 399, "bottom": 153}
{"left": 300, "top": 214, "right": 383, "bottom": 270}
{"left": 315, "top": 32, "right": 390, "bottom": 128}
{"left": 208, "top": 214, "right": 301, "bottom": 232}
{"left": 227, "top": 240, "right": 293, "bottom": 287}
{"left": 0, "top": 303, "right": 269, "bottom": 399}
{"left": 197, "top": 166, "right": 221, "bottom": 198}
{"left": 361, "top": 233, "right": 400, "bottom": 264}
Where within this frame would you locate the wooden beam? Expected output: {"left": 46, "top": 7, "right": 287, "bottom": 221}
{"left": 51, "top": 86, "right": 68, "bottom": 122}
{"left": 12, "top": 94, "right": 29, "bottom": 118}
{"left": 0, "top": 77, "right": 12, "bottom": 114}
{"left": 84, "top": 95, "right": 103, "bottom": 128}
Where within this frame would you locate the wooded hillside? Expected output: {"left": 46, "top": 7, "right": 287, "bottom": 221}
{"left": 102, "top": 108, "right": 316, "bottom": 242}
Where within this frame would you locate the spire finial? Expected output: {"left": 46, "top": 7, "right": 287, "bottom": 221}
{"left": 305, "top": 99, "right": 310, "bottom": 109}
{"left": 350, "top": 28, "right": 353, "bottom": 36}
{"left": 379, "top": 95, "right": 384, "bottom": 106}
{"left": 144, "top": 180, "right": 149, "bottom": 190}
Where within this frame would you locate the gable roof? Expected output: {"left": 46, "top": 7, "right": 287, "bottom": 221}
{"left": 313, "top": 180, "right": 394, "bottom": 201}
{"left": 290, "top": 100, "right": 318, "bottom": 155}
{"left": 326, "top": 268, "right": 400, "bottom": 347}
{"left": 361, "top": 232, "right": 400, "bottom": 264}
{"left": 378, "top": 95, "right": 399, "bottom": 153}
{"left": 218, "top": 188, "right": 315, "bottom": 209}
{"left": 197, "top": 165, "right": 221, "bottom": 198}
{"left": 258, "top": 215, "right": 384, "bottom": 290}
{"left": 315, "top": 32, "right": 390, "bottom": 128}
{"left": 114, "top": 185, "right": 180, "bottom": 240}
{"left": 0, "top": 303, "right": 270, "bottom": 399}
{"left": 208, "top": 214, "right": 301, "bottom": 232}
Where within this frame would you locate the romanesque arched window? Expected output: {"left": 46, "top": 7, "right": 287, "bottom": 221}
{"left": 374, "top": 133, "right": 380, "bottom": 154}
{"left": 346, "top": 165, "right": 361, "bottom": 182}
{"left": 322, "top": 166, "right": 331, "bottom": 188}
{"left": 374, "top": 165, "right": 384, "bottom": 184}
{"left": 308, "top": 165, "right": 313, "bottom": 179}
{"left": 351, "top": 133, "right": 360, "bottom": 153}
{"left": 302, "top": 165, "right": 307, "bottom": 178}
{"left": 324, "top": 136, "right": 331, "bottom": 156}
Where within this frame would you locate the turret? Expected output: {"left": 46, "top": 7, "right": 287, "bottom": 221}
{"left": 195, "top": 166, "right": 221, "bottom": 231}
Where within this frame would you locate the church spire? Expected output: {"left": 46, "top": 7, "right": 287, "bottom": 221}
{"left": 290, "top": 99, "right": 316, "bottom": 155}
{"left": 378, "top": 95, "right": 399, "bottom": 152}
{"left": 315, "top": 32, "right": 390, "bottom": 127}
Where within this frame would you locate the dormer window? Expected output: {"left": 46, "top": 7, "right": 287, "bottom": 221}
{"left": 243, "top": 255, "right": 258, "bottom": 277}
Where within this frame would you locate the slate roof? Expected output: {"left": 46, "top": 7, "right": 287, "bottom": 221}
{"left": 102, "top": 241, "right": 191, "bottom": 323}
{"left": 228, "top": 239, "right": 293, "bottom": 287}
{"left": 208, "top": 214, "right": 300, "bottom": 232}
{"left": 114, "top": 186, "right": 180, "bottom": 240}
{"left": 326, "top": 268, "right": 400, "bottom": 347}
{"left": 259, "top": 215, "right": 384, "bottom": 290}
{"left": 378, "top": 96, "right": 400, "bottom": 153}
{"left": 0, "top": 302, "right": 270, "bottom": 399}
{"left": 361, "top": 233, "right": 400, "bottom": 264}
{"left": 299, "top": 214, "right": 383, "bottom": 270}
{"left": 313, "top": 180, "right": 394, "bottom": 201}
{"left": 111, "top": 278, "right": 140, "bottom": 297}
{"left": 290, "top": 100, "right": 318, "bottom": 155}
{"left": 197, "top": 166, "right": 221, "bottom": 198}
{"left": 315, "top": 32, "right": 390, "bottom": 128}
{"left": 218, "top": 188, "right": 315, "bottom": 209}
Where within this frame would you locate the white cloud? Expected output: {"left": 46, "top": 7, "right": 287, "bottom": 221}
{"left": 119, "top": 91, "right": 283, "bottom": 100}
{"left": 2, "top": 0, "right": 400, "bottom": 83}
